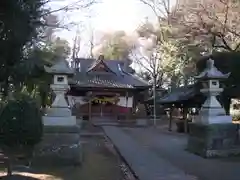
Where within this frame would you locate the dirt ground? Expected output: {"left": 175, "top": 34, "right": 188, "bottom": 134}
{"left": 0, "top": 125, "right": 129, "bottom": 180}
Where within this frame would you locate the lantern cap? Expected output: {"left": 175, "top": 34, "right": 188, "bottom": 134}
{"left": 44, "top": 58, "right": 74, "bottom": 75}
{"left": 195, "top": 58, "right": 230, "bottom": 80}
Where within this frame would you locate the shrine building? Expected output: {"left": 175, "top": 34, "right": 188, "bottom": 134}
{"left": 67, "top": 55, "right": 150, "bottom": 121}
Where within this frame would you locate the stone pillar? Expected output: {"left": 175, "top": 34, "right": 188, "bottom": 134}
{"left": 187, "top": 58, "right": 240, "bottom": 158}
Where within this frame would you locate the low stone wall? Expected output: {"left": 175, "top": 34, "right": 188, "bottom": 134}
{"left": 187, "top": 123, "right": 240, "bottom": 158}
{"left": 35, "top": 125, "right": 82, "bottom": 165}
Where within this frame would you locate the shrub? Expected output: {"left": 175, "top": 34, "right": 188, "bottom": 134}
{"left": 0, "top": 94, "right": 43, "bottom": 147}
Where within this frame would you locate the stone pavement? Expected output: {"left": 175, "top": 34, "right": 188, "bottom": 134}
{"left": 103, "top": 126, "right": 196, "bottom": 180}
{"left": 123, "top": 127, "right": 240, "bottom": 180}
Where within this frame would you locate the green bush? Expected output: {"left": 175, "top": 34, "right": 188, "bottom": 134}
{"left": 0, "top": 94, "right": 43, "bottom": 147}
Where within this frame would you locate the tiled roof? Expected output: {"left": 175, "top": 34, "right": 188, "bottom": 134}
{"left": 73, "top": 74, "right": 134, "bottom": 88}
{"left": 156, "top": 85, "right": 200, "bottom": 104}
{"left": 144, "top": 89, "right": 168, "bottom": 103}
{"left": 158, "top": 87, "right": 194, "bottom": 104}
{"left": 86, "top": 58, "right": 116, "bottom": 74}
{"left": 70, "top": 58, "right": 150, "bottom": 89}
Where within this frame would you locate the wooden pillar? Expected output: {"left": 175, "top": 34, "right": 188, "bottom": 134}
{"left": 114, "top": 101, "right": 117, "bottom": 121}
{"left": 89, "top": 100, "right": 92, "bottom": 122}
{"left": 132, "top": 95, "right": 137, "bottom": 119}
{"left": 100, "top": 102, "right": 103, "bottom": 117}
{"left": 168, "top": 105, "right": 173, "bottom": 131}
{"left": 183, "top": 107, "right": 188, "bottom": 133}
{"left": 116, "top": 95, "right": 121, "bottom": 120}
{"left": 115, "top": 95, "right": 119, "bottom": 121}
{"left": 126, "top": 91, "right": 128, "bottom": 120}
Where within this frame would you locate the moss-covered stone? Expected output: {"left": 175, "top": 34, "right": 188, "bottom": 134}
{"left": 187, "top": 123, "right": 240, "bottom": 158}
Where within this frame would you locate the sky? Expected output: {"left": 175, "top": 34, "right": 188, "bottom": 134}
{"left": 91, "top": 0, "right": 156, "bottom": 32}
{"left": 49, "top": 0, "right": 156, "bottom": 53}
{"left": 48, "top": 0, "right": 176, "bottom": 56}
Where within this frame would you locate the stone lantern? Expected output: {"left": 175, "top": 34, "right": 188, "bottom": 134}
{"left": 194, "top": 58, "right": 231, "bottom": 124}
{"left": 43, "top": 58, "right": 76, "bottom": 126}
{"left": 39, "top": 58, "right": 82, "bottom": 165}
{"left": 187, "top": 58, "right": 240, "bottom": 158}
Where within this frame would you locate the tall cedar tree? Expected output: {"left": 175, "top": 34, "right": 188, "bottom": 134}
{"left": 0, "top": 0, "right": 45, "bottom": 96}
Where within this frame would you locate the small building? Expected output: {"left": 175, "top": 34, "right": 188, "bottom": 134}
{"left": 67, "top": 56, "right": 150, "bottom": 121}
{"left": 156, "top": 84, "right": 204, "bottom": 108}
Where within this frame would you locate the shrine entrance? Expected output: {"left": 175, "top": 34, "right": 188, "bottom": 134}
{"left": 88, "top": 94, "right": 120, "bottom": 120}
{"left": 91, "top": 96, "right": 114, "bottom": 116}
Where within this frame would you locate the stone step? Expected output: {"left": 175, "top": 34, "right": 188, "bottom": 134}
{"left": 42, "top": 116, "right": 77, "bottom": 126}
{"left": 46, "top": 107, "right": 72, "bottom": 117}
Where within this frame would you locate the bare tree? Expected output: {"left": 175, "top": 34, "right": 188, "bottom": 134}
{"left": 42, "top": 0, "right": 97, "bottom": 17}
{"left": 175, "top": 0, "right": 240, "bottom": 52}
{"left": 135, "top": 0, "right": 173, "bottom": 125}
{"left": 133, "top": 24, "right": 183, "bottom": 125}
{"left": 72, "top": 27, "right": 82, "bottom": 59}
{"left": 89, "top": 30, "right": 95, "bottom": 58}
{"left": 132, "top": 43, "right": 164, "bottom": 87}
{"left": 138, "top": 0, "right": 172, "bottom": 24}
{"left": 133, "top": 0, "right": 181, "bottom": 124}
{"left": 40, "top": 0, "right": 98, "bottom": 36}
{"left": 138, "top": 0, "right": 205, "bottom": 83}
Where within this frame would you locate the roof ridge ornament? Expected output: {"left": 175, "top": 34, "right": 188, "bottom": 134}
{"left": 207, "top": 58, "right": 214, "bottom": 69}
{"left": 87, "top": 55, "right": 117, "bottom": 74}
{"left": 98, "top": 54, "right": 104, "bottom": 61}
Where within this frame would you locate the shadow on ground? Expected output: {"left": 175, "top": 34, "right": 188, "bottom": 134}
{"left": 0, "top": 129, "right": 124, "bottom": 180}
{"left": 0, "top": 175, "right": 39, "bottom": 180}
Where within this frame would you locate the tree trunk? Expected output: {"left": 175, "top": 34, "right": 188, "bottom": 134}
{"left": 40, "top": 90, "right": 47, "bottom": 109}
{"left": 170, "top": 75, "right": 177, "bottom": 91}
{"left": 3, "top": 78, "right": 9, "bottom": 98}
{"left": 6, "top": 157, "right": 12, "bottom": 176}
{"left": 153, "top": 76, "right": 157, "bottom": 126}
{"left": 184, "top": 76, "right": 188, "bottom": 86}
{"left": 217, "top": 94, "right": 231, "bottom": 115}
{"left": 183, "top": 107, "right": 188, "bottom": 133}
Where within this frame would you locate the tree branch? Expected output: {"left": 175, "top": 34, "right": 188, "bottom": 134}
{"left": 160, "top": 0, "right": 170, "bottom": 20}
{"left": 131, "top": 48, "right": 154, "bottom": 76}
{"left": 177, "top": 0, "right": 240, "bottom": 52}
{"left": 234, "top": 42, "right": 240, "bottom": 51}
{"left": 41, "top": 0, "right": 96, "bottom": 17}
{"left": 210, "top": 33, "right": 232, "bottom": 51}
{"left": 138, "top": 0, "right": 168, "bottom": 21}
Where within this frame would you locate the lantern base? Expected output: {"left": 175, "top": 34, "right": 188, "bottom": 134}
{"left": 187, "top": 123, "right": 240, "bottom": 158}
{"left": 195, "top": 114, "right": 232, "bottom": 124}
{"left": 46, "top": 107, "right": 72, "bottom": 117}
